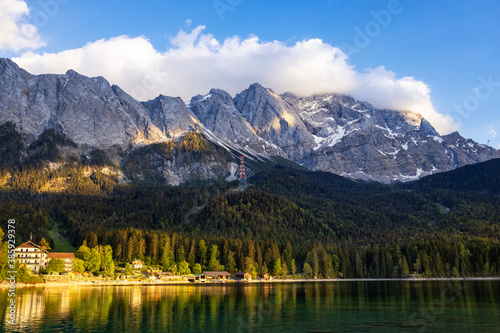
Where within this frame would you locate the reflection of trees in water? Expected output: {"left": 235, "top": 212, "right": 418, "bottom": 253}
{"left": 1, "top": 282, "right": 498, "bottom": 332}
{"left": 0, "top": 283, "right": 402, "bottom": 331}
{"left": 70, "top": 286, "right": 114, "bottom": 331}
{"left": 7, "top": 287, "right": 46, "bottom": 329}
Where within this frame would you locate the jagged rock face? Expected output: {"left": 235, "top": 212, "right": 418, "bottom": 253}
{"left": 188, "top": 89, "right": 283, "bottom": 157}
{"left": 123, "top": 132, "right": 235, "bottom": 185}
{"left": 158, "top": 161, "right": 230, "bottom": 186}
{"left": 189, "top": 89, "right": 253, "bottom": 143}
{"left": 111, "top": 85, "right": 165, "bottom": 143}
{"left": 0, "top": 59, "right": 45, "bottom": 141}
{"left": 0, "top": 58, "right": 165, "bottom": 148}
{"left": 2, "top": 58, "right": 500, "bottom": 183}
{"left": 283, "top": 93, "right": 500, "bottom": 182}
{"left": 234, "top": 83, "right": 315, "bottom": 159}
{"left": 142, "top": 95, "right": 201, "bottom": 138}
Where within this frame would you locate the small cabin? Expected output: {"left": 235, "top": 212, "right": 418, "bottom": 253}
{"left": 235, "top": 272, "right": 252, "bottom": 281}
{"left": 188, "top": 274, "right": 207, "bottom": 283}
{"left": 156, "top": 272, "right": 174, "bottom": 280}
{"left": 258, "top": 273, "right": 272, "bottom": 281}
{"left": 203, "top": 271, "right": 231, "bottom": 281}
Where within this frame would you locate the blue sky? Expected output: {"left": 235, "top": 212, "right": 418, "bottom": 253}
{"left": 1, "top": 0, "right": 499, "bottom": 147}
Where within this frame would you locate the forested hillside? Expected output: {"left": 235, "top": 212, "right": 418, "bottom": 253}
{"left": 1, "top": 121, "right": 500, "bottom": 278}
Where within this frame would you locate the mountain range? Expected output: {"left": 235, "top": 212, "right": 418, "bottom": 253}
{"left": 1, "top": 57, "right": 499, "bottom": 184}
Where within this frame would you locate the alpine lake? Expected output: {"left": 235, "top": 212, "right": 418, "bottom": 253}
{"left": 1, "top": 280, "right": 499, "bottom": 332}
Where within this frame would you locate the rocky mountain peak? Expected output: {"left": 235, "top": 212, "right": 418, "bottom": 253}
{"left": 142, "top": 94, "right": 201, "bottom": 139}
{"left": 187, "top": 88, "right": 278, "bottom": 156}
{"left": 419, "top": 118, "right": 439, "bottom": 137}
{"left": 0, "top": 58, "right": 23, "bottom": 74}
{"left": 442, "top": 131, "right": 461, "bottom": 140}
{"left": 189, "top": 88, "right": 234, "bottom": 108}
{"left": 234, "top": 83, "right": 315, "bottom": 159}
{"left": 64, "top": 69, "right": 79, "bottom": 78}
{"left": 0, "top": 58, "right": 31, "bottom": 85}
{"left": 1, "top": 60, "right": 499, "bottom": 184}
{"left": 0, "top": 60, "right": 171, "bottom": 148}
{"left": 279, "top": 92, "right": 500, "bottom": 182}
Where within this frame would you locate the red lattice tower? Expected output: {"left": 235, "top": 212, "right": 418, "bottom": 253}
{"left": 239, "top": 156, "right": 247, "bottom": 189}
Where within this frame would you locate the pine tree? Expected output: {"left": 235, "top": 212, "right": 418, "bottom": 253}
{"left": 198, "top": 240, "right": 207, "bottom": 267}
{"left": 256, "top": 245, "right": 263, "bottom": 273}
{"left": 188, "top": 240, "right": 196, "bottom": 267}
{"left": 161, "top": 241, "right": 173, "bottom": 271}
{"left": 137, "top": 238, "right": 146, "bottom": 259}
{"left": 227, "top": 251, "right": 237, "bottom": 274}
{"left": 176, "top": 246, "right": 185, "bottom": 263}
{"left": 148, "top": 233, "right": 159, "bottom": 260}
{"left": 400, "top": 255, "right": 410, "bottom": 278}
{"left": 272, "top": 258, "right": 283, "bottom": 277}
{"left": 435, "top": 252, "right": 444, "bottom": 277}
{"left": 303, "top": 262, "right": 313, "bottom": 278}
{"left": 208, "top": 245, "right": 220, "bottom": 271}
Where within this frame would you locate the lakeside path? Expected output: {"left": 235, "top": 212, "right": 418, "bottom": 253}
{"left": 2, "top": 277, "right": 500, "bottom": 288}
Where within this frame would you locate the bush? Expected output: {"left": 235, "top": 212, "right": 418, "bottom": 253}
{"left": 46, "top": 258, "right": 65, "bottom": 274}
{"left": 16, "top": 265, "right": 45, "bottom": 284}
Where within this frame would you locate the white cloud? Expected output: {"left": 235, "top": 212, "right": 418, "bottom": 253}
{"left": 351, "top": 66, "right": 458, "bottom": 134}
{"left": 13, "top": 26, "right": 458, "bottom": 134}
{"left": 0, "top": 0, "right": 44, "bottom": 52}
{"left": 186, "top": 19, "right": 192, "bottom": 27}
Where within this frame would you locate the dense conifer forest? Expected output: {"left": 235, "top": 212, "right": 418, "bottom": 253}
{"left": 1, "top": 122, "right": 500, "bottom": 278}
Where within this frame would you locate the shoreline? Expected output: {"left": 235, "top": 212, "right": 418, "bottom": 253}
{"left": 1, "top": 276, "right": 500, "bottom": 288}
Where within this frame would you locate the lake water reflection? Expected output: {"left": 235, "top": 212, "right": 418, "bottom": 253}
{"left": 1, "top": 280, "right": 499, "bottom": 332}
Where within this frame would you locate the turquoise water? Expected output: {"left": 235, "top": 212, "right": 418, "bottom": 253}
{"left": 1, "top": 280, "right": 499, "bottom": 332}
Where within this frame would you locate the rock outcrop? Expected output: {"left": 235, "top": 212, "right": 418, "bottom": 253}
{"left": 2, "top": 58, "right": 500, "bottom": 183}
{"left": 0, "top": 58, "right": 165, "bottom": 148}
